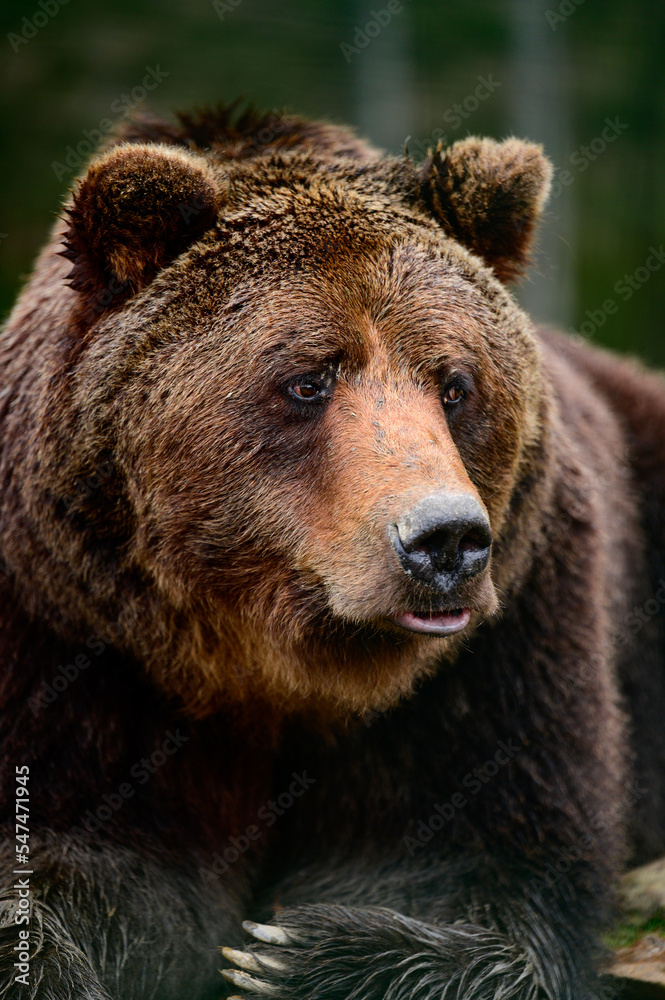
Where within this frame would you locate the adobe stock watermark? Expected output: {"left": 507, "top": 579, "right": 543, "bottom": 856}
{"left": 178, "top": 194, "right": 216, "bottom": 226}
{"left": 8, "top": 0, "right": 70, "bottom": 53}
{"left": 70, "top": 729, "right": 190, "bottom": 836}
{"left": 198, "top": 771, "right": 317, "bottom": 883}
{"left": 615, "top": 578, "right": 665, "bottom": 649}
{"left": 404, "top": 75, "right": 501, "bottom": 161}
{"left": 572, "top": 245, "right": 665, "bottom": 341}
{"left": 88, "top": 277, "right": 131, "bottom": 316}
{"left": 340, "top": 1, "right": 404, "bottom": 63}
{"left": 571, "top": 580, "right": 665, "bottom": 692}
{"left": 246, "top": 108, "right": 291, "bottom": 150}
{"left": 0, "top": 553, "right": 12, "bottom": 584}
{"left": 213, "top": 0, "right": 244, "bottom": 21}
{"left": 545, "top": 0, "right": 585, "bottom": 31}
{"left": 550, "top": 117, "right": 629, "bottom": 200}
{"left": 61, "top": 455, "right": 115, "bottom": 514}
{"left": 594, "top": 979, "right": 627, "bottom": 1000}
{"left": 535, "top": 448, "right": 632, "bottom": 560}
{"left": 403, "top": 738, "right": 522, "bottom": 856}
{"left": 565, "top": 577, "right": 665, "bottom": 694}
{"left": 529, "top": 776, "right": 647, "bottom": 897}
{"left": 51, "top": 65, "right": 170, "bottom": 182}
{"left": 28, "top": 618, "right": 127, "bottom": 716}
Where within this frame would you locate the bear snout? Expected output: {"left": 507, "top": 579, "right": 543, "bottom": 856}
{"left": 389, "top": 491, "right": 492, "bottom": 589}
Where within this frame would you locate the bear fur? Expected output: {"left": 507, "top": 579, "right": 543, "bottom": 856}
{"left": 1, "top": 103, "right": 665, "bottom": 1000}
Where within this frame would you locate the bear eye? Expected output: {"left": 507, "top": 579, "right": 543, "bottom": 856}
{"left": 290, "top": 379, "right": 324, "bottom": 400}
{"left": 286, "top": 366, "right": 338, "bottom": 407}
{"left": 442, "top": 382, "right": 466, "bottom": 407}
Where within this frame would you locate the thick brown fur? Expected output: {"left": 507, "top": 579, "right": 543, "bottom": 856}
{"left": 0, "top": 103, "right": 664, "bottom": 1000}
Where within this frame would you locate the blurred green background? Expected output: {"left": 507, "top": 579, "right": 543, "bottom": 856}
{"left": 0, "top": 0, "right": 663, "bottom": 361}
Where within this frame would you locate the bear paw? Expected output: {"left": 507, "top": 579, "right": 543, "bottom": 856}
{"left": 221, "top": 919, "right": 292, "bottom": 995}
{"left": 219, "top": 904, "right": 553, "bottom": 1000}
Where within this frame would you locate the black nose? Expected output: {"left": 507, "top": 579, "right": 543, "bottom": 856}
{"left": 389, "top": 493, "right": 492, "bottom": 588}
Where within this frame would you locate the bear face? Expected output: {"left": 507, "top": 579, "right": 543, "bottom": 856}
{"left": 0, "top": 133, "right": 552, "bottom": 719}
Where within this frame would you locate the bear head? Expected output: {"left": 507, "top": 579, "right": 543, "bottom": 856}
{"left": 0, "top": 113, "right": 553, "bottom": 719}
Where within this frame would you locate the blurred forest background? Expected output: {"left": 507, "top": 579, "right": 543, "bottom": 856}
{"left": 0, "top": 0, "right": 663, "bottom": 362}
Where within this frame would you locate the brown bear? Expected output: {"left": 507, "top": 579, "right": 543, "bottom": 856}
{"left": 1, "top": 103, "right": 665, "bottom": 1000}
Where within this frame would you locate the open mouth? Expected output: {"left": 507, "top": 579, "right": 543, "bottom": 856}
{"left": 389, "top": 608, "right": 471, "bottom": 636}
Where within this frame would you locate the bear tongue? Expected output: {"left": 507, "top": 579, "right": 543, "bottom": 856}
{"left": 390, "top": 608, "right": 471, "bottom": 637}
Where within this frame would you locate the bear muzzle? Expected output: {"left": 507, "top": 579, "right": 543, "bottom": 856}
{"left": 387, "top": 491, "right": 493, "bottom": 636}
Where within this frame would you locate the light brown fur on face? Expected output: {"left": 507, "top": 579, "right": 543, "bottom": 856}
{"left": 61, "top": 244, "right": 546, "bottom": 718}
{"left": 0, "top": 116, "right": 552, "bottom": 719}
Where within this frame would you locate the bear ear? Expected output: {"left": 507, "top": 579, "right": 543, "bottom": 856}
{"left": 418, "top": 136, "right": 553, "bottom": 283}
{"left": 61, "top": 143, "right": 221, "bottom": 309}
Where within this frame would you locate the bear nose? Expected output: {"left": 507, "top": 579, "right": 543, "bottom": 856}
{"left": 389, "top": 493, "right": 492, "bottom": 587}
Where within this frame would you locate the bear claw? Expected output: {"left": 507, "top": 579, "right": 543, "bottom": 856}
{"left": 221, "top": 967, "right": 275, "bottom": 993}
{"left": 220, "top": 922, "right": 293, "bottom": 994}
{"left": 221, "top": 946, "right": 286, "bottom": 973}
{"left": 242, "top": 920, "right": 292, "bottom": 945}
